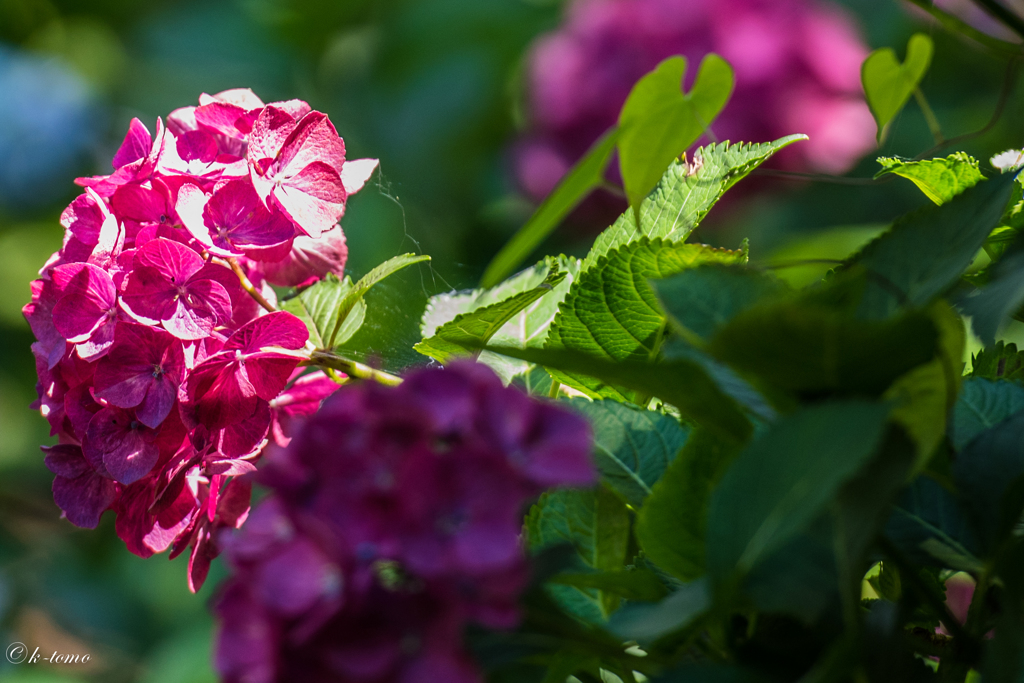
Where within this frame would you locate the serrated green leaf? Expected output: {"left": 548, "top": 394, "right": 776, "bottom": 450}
{"left": 885, "top": 476, "right": 984, "bottom": 573}
{"left": 414, "top": 268, "right": 566, "bottom": 364}
{"left": 849, "top": 170, "right": 1016, "bottom": 319}
{"left": 477, "top": 344, "right": 753, "bottom": 441}
{"left": 636, "top": 429, "right": 742, "bottom": 583}
{"left": 546, "top": 238, "right": 745, "bottom": 400}
{"left": 875, "top": 152, "right": 984, "bottom": 205}
{"left": 327, "top": 253, "right": 430, "bottom": 347}
{"left": 280, "top": 273, "right": 350, "bottom": 348}
{"left": 653, "top": 265, "right": 789, "bottom": 343}
{"left": 618, "top": 54, "right": 734, "bottom": 214}
{"left": 587, "top": 136, "right": 807, "bottom": 271}
{"left": 707, "top": 400, "right": 890, "bottom": 578}
{"left": 566, "top": 399, "right": 690, "bottom": 509}
{"left": 550, "top": 568, "right": 669, "bottom": 602}
{"left": 481, "top": 129, "right": 618, "bottom": 287}
{"left": 970, "top": 341, "right": 1024, "bottom": 381}
{"left": 708, "top": 298, "right": 938, "bottom": 397}
{"left": 524, "top": 487, "right": 631, "bottom": 621}
{"left": 952, "top": 377, "right": 1024, "bottom": 450}
{"left": 861, "top": 33, "right": 933, "bottom": 138}
{"left": 961, "top": 235, "right": 1024, "bottom": 344}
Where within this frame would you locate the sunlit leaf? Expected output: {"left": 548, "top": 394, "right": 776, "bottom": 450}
{"left": 875, "top": 152, "right": 983, "bottom": 204}
{"left": 861, "top": 33, "right": 934, "bottom": 139}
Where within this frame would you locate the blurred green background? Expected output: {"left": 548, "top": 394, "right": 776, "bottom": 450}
{"left": 0, "top": 0, "right": 1020, "bottom": 681}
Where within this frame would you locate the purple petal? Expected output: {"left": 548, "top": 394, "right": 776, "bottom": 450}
{"left": 43, "top": 444, "right": 92, "bottom": 479}
{"left": 85, "top": 407, "right": 160, "bottom": 484}
{"left": 162, "top": 277, "right": 232, "bottom": 340}
{"left": 134, "top": 237, "right": 205, "bottom": 284}
{"left": 255, "top": 538, "right": 339, "bottom": 617}
{"left": 93, "top": 323, "right": 185, "bottom": 428}
{"left": 51, "top": 264, "right": 117, "bottom": 341}
{"left": 53, "top": 470, "right": 117, "bottom": 529}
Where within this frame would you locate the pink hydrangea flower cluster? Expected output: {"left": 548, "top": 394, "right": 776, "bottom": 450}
{"left": 213, "top": 363, "right": 596, "bottom": 683}
{"left": 24, "top": 89, "right": 378, "bottom": 591}
{"left": 516, "top": 0, "right": 876, "bottom": 203}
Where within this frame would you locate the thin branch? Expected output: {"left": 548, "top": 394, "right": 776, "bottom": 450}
{"left": 224, "top": 257, "right": 277, "bottom": 313}
{"left": 914, "top": 88, "right": 946, "bottom": 144}
{"left": 971, "top": 0, "right": 1024, "bottom": 41}
{"left": 903, "top": 0, "right": 1023, "bottom": 55}
{"left": 751, "top": 169, "right": 885, "bottom": 186}
{"left": 307, "top": 351, "right": 403, "bottom": 386}
{"left": 915, "top": 56, "right": 1020, "bottom": 159}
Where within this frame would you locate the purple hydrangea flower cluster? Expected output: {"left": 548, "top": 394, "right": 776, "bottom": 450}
{"left": 23, "top": 89, "right": 377, "bottom": 591}
{"left": 213, "top": 362, "right": 596, "bottom": 683}
{"left": 516, "top": 0, "right": 876, "bottom": 203}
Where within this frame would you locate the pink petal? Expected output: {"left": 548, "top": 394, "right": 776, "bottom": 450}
{"left": 93, "top": 323, "right": 185, "bottom": 428}
{"left": 112, "top": 118, "right": 152, "bottom": 169}
{"left": 163, "top": 277, "right": 232, "bottom": 340}
{"left": 271, "top": 163, "right": 346, "bottom": 238}
{"left": 248, "top": 105, "right": 301, "bottom": 163}
{"left": 225, "top": 311, "right": 309, "bottom": 354}
{"left": 277, "top": 112, "right": 346, "bottom": 177}
{"left": 134, "top": 237, "right": 206, "bottom": 284}
{"left": 186, "top": 357, "right": 260, "bottom": 429}
{"left": 340, "top": 158, "right": 379, "bottom": 195}
{"left": 51, "top": 263, "right": 117, "bottom": 341}
{"left": 258, "top": 226, "right": 347, "bottom": 287}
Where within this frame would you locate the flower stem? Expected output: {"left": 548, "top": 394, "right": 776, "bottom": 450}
{"left": 913, "top": 88, "right": 945, "bottom": 145}
{"left": 225, "top": 258, "right": 277, "bottom": 313}
{"left": 308, "top": 351, "right": 403, "bottom": 386}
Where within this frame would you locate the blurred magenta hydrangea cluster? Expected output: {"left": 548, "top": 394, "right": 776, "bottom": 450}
{"left": 516, "top": 0, "right": 876, "bottom": 203}
{"left": 23, "top": 89, "right": 378, "bottom": 591}
{"left": 214, "top": 362, "right": 595, "bottom": 683}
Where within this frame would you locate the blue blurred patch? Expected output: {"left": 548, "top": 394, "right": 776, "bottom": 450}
{"left": 0, "top": 43, "right": 103, "bottom": 210}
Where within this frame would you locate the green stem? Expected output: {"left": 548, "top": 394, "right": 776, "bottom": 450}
{"left": 914, "top": 88, "right": 945, "bottom": 145}
{"left": 225, "top": 257, "right": 277, "bottom": 313}
{"left": 548, "top": 380, "right": 562, "bottom": 399}
{"left": 308, "top": 351, "right": 403, "bottom": 386}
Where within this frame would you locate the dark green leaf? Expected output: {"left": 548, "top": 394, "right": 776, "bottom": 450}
{"left": 524, "top": 487, "right": 631, "bottom": 621}
{"left": 546, "top": 238, "right": 746, "bottom": 399}
{"left": 608, "top": 577, "right": 712, "bottom": 646}
{"left": 618, "top": 54, "right": 734, "bottom": 213}
{"left": 875, "top": 153, "right": 983, "bottom": 205}
{"left": 328, "top": 253, "right": 430, "bottom": 347}
{"left": 961, "top": 235, "right": 1024, "bottom": 344}
{"left": 636, "top": 429, "right": 742, "bottom": 582}
{"left": 550, "top": 568, "right": 669, "bottom": 602}
{"left": 481, "top": 129, "right": 618, "bottom": 287}
{"left": 566, "top": 399, "right": 690, "bottom": 509}
{"left": 885, "top": 476, "right": 984, "bottom": 572}
{"left": 952, "top": 377, "right": 1024, "bottom": 451}
{"left": 861, "top": 33, "right": 933, "bottom": 139}
{"left": 849, "top": 171, "right": 1017, "bottom": 319}
{"left": 708, "top": 299, "right": 938, "bottom": 397}
{"left": 478, "top": 345, "right": 753, "bottom": 441}
{"left": 707, "top": 400, "right": 890, "bottom": 578}
{"left": 653, "top": 265, "right": 789, "bottom": 343}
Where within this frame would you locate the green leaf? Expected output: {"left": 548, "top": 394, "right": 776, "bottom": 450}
{"left": 607, "top": 577, "right": 712, "bottom": 646}
{"left": 882, "top": 301, "right": 964, "bottom": 468}
{"left": 970, "top": 341, "right": 1024, "bottom": 381}
{"left": 477, "top": 345, "right": 752, "bottom": 441}
{"left": 546, "top": 238, "right": 746, "bottom": 400}
{"left": 636, "top": 429, "right": 742, "bottom": 582}
{"left": 327, "top": 253, "right": 430, "bottom": 347}
{"left": 953, "top": 412, "right": 1024, "bottom": 551}
{"left": 653, "top": 265, "right": 789, "bottom": 343}
{"left": 961, "top": 234, "right": 1024, "bottom": 344}
{"left": 550, "top": 568, "right": 669, "bottom": 602}
{"left": 861, "top": 33, "right": 934, "bottom": 139}
{"left": 481, "top": 129, "right": 618, "bottom": 288}
{"left": 524, "top": 487, "right": 631, "bottom": 621}
{"left": 875, "top": 152, "right": 984, "bottom": 205}
{"left": 708, "top": 298, "right": 938, "bottom": 397}
{"left": 952, "top": 377, "right": 1024, "bottom": 451}
{"left": 587, "top": 136, "right": 807, "bottom": 271}
{"left": 566, "top": 399, "right": 690, "bottom": 509}
{"left": 706, "top": 400, "right": 891, "bottom": 578}
{"left": 849, "top": 168, "right": 1017, "bottom": 320}
{"left": 885, "top": 476, "right": 984, "bottom": 572}
{"left": 414, "top": 268, "right": 566, "bottom": 364}
{"left": 618, "top": 54, "right": 734, "bottom": 214}
{"left": 420, "top": 257, "right": 581, "bottom": 382}
{"left": 280, "top": 273, "right": 351, "bottom": 349}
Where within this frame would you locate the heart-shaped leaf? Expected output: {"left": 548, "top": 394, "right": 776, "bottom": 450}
{"left": 862, "top": 33, "right": 934, "bottom": 140}
{"left": 618, "top": 54, "right": 734, "bottom": 217}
